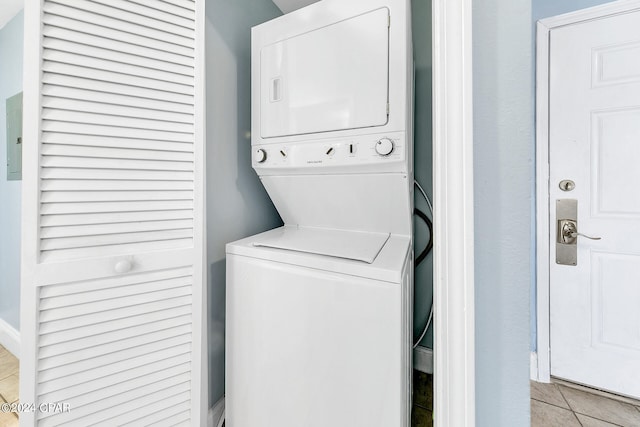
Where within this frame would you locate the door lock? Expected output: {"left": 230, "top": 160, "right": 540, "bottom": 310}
{"left": 558, "top": 219, "right": 601, "bottom": 244}
{"left": 556, "top": 199, "right": 601, "bottom": 266}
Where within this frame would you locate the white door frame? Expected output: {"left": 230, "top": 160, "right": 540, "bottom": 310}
{"left": 432, "top": 0, "right": 475, "bottom": 425}
{"left": 534, "top": 0, "right": 640, "bottom": 383}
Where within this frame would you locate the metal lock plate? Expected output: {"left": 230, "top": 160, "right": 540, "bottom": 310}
{"left": 556, "top": 199, "right": 578, "bottom": 266}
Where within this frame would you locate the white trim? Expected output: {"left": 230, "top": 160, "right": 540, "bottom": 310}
{"left": 535, "top": 0, "right": 640, "bottom": 387}
{"left": 414, "top": 346, "right": 434, "bottom": 374}
{"left": 530, "top": 352, "right": 539, "bottom": 381}
{"left": 535, "top": 18, "right": 552, "bottom": 384}
{"left": 19, "top": 0, "right": 44, "bottom": 423}
{"left": 209, "top": 397, "right": 225, "bottom": 427}
{"left": 0, "top": 319, "right": 19, "bottom": 358}
{"left": 432, "top": 0, "right": 475, "bottom": 425}
{"left": 194, "top": 0, "right": 209, "bottom": 424}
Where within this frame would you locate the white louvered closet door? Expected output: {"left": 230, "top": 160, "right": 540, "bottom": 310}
{"left": 20, "top": 1, "right": 206, "bottom": 426}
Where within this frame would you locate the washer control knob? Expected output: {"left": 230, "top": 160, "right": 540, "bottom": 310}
{"left": 375, "top": 138, "right": 395, "bottom": 156}
{"left": 255, "top": 148, "right": 267, "bottom": 163}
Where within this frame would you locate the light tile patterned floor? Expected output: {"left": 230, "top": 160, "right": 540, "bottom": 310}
{"left": 6, "top": 348, "right": 637, "bottom": 427}
{"left": 531, "top": 380, "right": 640, "bottom": 427}
{"left": 0, "top": 345, "right": 19, "bottom": 427}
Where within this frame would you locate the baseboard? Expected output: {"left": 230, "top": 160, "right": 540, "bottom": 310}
{"left": 0, "top": 318, "right": 19, "bottom": 358}
{"left": 413, "top": 346, "right": 433, "bottom": 374}
{"left": 530, "top": 352, "right": 538, "bottom": 381}
{"left": 209, "top": 396, "right": 225, "bottom": 427}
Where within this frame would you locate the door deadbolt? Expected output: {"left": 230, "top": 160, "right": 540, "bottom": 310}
{"left": 559, "top": 180, "right": 575, "bottom": 191}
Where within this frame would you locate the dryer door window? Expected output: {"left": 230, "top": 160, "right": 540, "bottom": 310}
{"left": 260, "top": 8, "right": 390, "bottom": 139}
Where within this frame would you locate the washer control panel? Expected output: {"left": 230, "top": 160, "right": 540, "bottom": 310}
{"left": 253, "top": 132, "right": 407, "bottom": 174}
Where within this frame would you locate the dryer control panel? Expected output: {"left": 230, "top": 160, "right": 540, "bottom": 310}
{"left": 253, "top": 132, "right": 408, "bottom": 175}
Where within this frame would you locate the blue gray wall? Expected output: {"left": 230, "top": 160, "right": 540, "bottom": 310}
{"left": 204, "top": 0, "right": 284, "bottom": 408}
{"left": 0, "top": 11, "right": 23, "bottom": 331}
{"left": 473, "top": 0, "right": 533, "bottom": 425}
{"left": 412, "top": 0, "right": 434, "bottom": 349}
{"left": 533, "top": 0, "right": 615, "bottom": 21}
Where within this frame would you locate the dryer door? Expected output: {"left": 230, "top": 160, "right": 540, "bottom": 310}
{"left": 260, "top": 7, "right": 390, "bottom": 138}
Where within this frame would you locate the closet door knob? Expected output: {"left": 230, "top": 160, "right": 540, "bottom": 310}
{"left": 114, "top": 260, "right": 133, "bottom": 274}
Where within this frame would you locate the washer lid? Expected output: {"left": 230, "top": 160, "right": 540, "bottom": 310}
{"left": 252, "top": 226, "right": 389, "bottom": 264}
{"left": 226, "top": 226, "right": 410, "bottom": 283}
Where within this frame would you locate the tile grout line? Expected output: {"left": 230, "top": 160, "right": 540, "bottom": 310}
{"left": 556, "top": 384, "right": 575, "bottom": 411}
{"left": 572, "top": 410, "right": 584, "bottom": 427}
{"left": 555, "top": 385, "right": 628, "bottom": 427}
{"left": 531, "top": 397, "right": 575, "bottom": 413}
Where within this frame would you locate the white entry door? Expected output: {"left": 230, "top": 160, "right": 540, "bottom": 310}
{"left": 20, "top": 1, "right": 206, "bottom": 425}
{"left": 549, "top": 8, "right": 640, "bottom": 398}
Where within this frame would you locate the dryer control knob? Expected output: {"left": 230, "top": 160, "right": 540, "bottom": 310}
{"left": 255, "top": 148, "right": 267, "bottom": 163}
{"left": 375, "top": 138, "right": 395, "bottom": 156}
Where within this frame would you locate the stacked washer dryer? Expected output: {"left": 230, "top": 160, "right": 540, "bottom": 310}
{"left": 226, "top": 0, "right": 414, "bottom": 425}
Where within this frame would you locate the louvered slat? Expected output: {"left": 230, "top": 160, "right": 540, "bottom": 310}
{"left": 39, "top": 305, "right": 193, "bottom": 347}
{"left": 40, "top": 239, "right": 194, "bottom": 262}
{"left": 128, "top": 0, "right": 195, "bottom": 19}
{"left": 40, "top": 210, "right": 193, "bottom": 226}
{"left": 41, "top": 157, "right": 193, "bottom": 172}
{"left": 38, "top": 362, "right": 191, "bottom": 412}
{"left": 39, "top": 321, "right": 192, "bottom": 366}
{"left": 40, "top": 266, "right": 193, "bottom": 297}
{"left": 40, "top": 200, "right": 193, "bottom": 215}
{"left": 39, "top": 299, "right": 193, "bottom": 349}
{"left": 43, "top": 13, "right": 193, "bottom": 56}
{"left": 41, "top": 144, "right": 194, "bottom": 162}
{"left": 40, "top": 229, "right": 193, "bottom": 251}
{"left": 40, "top": 377, "right": 192, "bottom": 426}
{"left": 111, "top": 394, "right": 192, "bottom": 427}
{"left": 42, "top": 39, "right": 194, "bottom": 76}
{"left": 40, "top": 275, "right": 192, "bottom": 308}
{"left": 42, "top": 61, "right": 193, "bottom": 95}
{"left": 91, "top": 0, "right": 195, "bottom": 30}
{"left": 43, "top": 25, "right": 194, "bottom": 67}
{"left": 43, "top": 49, "right": 194, "bottom": 86}
{"left": 48, "top": 0, "right": 194, "bottom": 38}
{"left": 41, "top": 108, "right": 193, "bottom": 134}
{"left": 42, "top": 75, "right": 193, "bottom": 105}
{"left": 41, "top": 168, "right": 193, "bottom": 181}
{"left": 43, "top": 2, "right": 193, "bottom": 48}
{"left": 40, "top": 219, "right": 194, "bottom": 238}
{"left": 41, "top": 96, "right": 194, "bottom": 123}
{"left": 41, "top": 191, "right": 193, "bottom": 203}
{"left": 41, "top": 120, "right": 193, "bottom": 142}
{"left": 42, "top": 61, "right": 193, "bottom": 96}
{"left": 38, "top": 333, "right": 192, "bottom": 379}
{"left": 42, "top": 132, "right": 194, "bottom": 151}
{"left": 160, "top": 0, "right": 196, "bottom": 12}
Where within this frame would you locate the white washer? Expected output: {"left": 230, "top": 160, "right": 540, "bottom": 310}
{"left": 226, "top": 227, "right": 413, "bottom": 427}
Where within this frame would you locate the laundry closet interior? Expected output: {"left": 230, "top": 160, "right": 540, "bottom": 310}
{"left": 207, "top": 0, "right": 434, "bottom": 423}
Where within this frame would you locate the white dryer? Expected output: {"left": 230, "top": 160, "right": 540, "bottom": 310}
{"left": 226, "top": 0, "right": 414, "bottom": 425}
